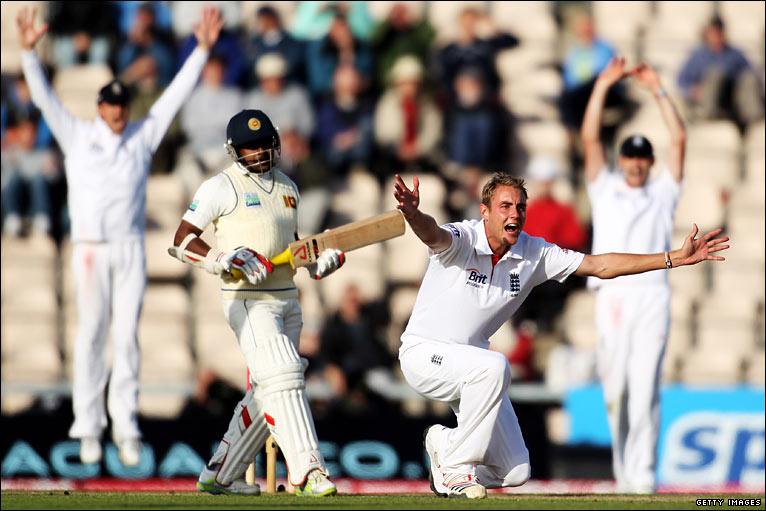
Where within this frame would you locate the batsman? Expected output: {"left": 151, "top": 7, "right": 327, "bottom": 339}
{"left": 170, "top": 109, "right": 343, "bottom": 496}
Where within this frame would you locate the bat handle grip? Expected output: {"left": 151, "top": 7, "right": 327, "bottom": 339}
{"left": 270, "top": 248, "right": 294, "bottom": 269}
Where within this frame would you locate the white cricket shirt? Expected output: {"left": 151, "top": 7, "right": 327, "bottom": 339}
{"left": 21, "top": 47, "right": 209, "bottom": 242}
{"left": 401, "top": 219, "right": 585, "bottom": 350}
{"left": 587, "top": 167, "right": 681, "bottom": 289}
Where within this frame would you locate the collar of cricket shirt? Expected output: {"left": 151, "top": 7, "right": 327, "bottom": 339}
{"left": 473, "top": 220, "right": 525, "bottom": 261}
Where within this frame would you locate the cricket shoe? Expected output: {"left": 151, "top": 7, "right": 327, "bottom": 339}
{"left": 196, "top": 464, "right": 261, "bottom": 495}
{"left": 423, "top": 425, "right": 448, "bottom": 496}
{"left": 118, "top": 439, "right": 141, "bottom": 466}
{"left": 80, "top": 437, "right": 102, "bottom": 464}
{"left": 442, "top": 472, "right": 487, "bottom": 499}
{"left": 294, "top": 469, "right": 337, "bottom": 496}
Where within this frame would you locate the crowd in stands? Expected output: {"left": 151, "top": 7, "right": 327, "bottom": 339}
{"left": 1, "top": 1, "right": 764, "bottom": 415}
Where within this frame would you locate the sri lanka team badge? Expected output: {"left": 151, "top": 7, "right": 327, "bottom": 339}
{"left": 248, "top": 118, "right": 261, "bottom": 131}
{"left": 244, "top": 192, "right": 261, "bottom": 207}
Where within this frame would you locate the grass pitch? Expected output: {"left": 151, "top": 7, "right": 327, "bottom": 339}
{"left": 1, "top": 492, "right": 764, "bottom": 510}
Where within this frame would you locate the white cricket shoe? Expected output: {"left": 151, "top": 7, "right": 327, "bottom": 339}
{"left": 423, "top": 425, "right": 448, "bottom": 496}
{"left": 118, "top": 439, "right": 141, "bottom": 466}
{"left": 80, "top": 438, "right": 102, "bottom": 464}
{"left": 424, "top": 425, "right": 486, "bottom": 499}
{"left": 294, "top": 469, "right": 337, "bottom": 497}
{"left": 196, "top": 464, "right": 261, "bottom": 496}
{"left": 442, "top": 472, "right": 487, "bottom": 499}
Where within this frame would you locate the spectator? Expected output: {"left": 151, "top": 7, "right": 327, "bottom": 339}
{"left": 558, "top": 12, "right": 626, "bottom": 131}
{"left": 115, "top": 1, "right": 173, "bottom": 39}
{"left": 315, "top": 64, "right": 374, "bottom": 178}
{"left": 317, "top": 284, "right": 393, "bottom": 403}
{"left": 677, "top": 15, "right": 765, "bottom": 127}
{"left": 117, "top": 3, "right": 175, "bottom": 87}
{"left": 446, "top": 67, "right": 508, "bottom": 170}
{"left": 513, "top": 157, "right": 587, "bottom": 332}
{"left": 1, "top": 116, "right": 60, "bottom": 237}
{"left": 371, "top": 3, "right": 435, "bottom": 92}
{"left": 374, "top": 56, "right": 442, "bottom": 177}
{"left": 47, "top": 1, "right": 117, "bottom": 68}
{"left": 305, "top": 13, "right": 375, "bottom": 100}
{"left": 436, "top": 6, "right": 518, "bottom": 102}
{"left": 245, "top": 53, "right": 315, "bottom": 176}
{"left": 245, "top": 5, "right": 306, "bottom": 87}
{"left": 176, "top": 55, "right": 242, "bottom": 194}
{"left": 3, "top": 76, "right": 52, "bottom": 150}
{"left": 176, "top": 30, "right": 246, "bottom": 88}
{"left": 292, "top": 1, "right": 376, "bottom": 42}
{"left": 125, "top": 56, "right": 183, "bottom": 175}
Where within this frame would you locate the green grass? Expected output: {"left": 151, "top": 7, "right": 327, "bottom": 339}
{"left": 1, "top": 492, "right": 764, "bottom": 510}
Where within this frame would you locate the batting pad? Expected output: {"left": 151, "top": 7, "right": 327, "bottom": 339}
{"left": 253, "top": 334, "right": 326, "bottom": 485}
{"left": 209, "top": 388, "right": 270, "bottom": 485}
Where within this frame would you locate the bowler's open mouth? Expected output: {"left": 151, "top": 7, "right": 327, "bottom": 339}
{"left": 504, "top": 223, "right": 519, "bottom": 233}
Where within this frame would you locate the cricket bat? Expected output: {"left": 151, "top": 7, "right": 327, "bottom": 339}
{"left": 168, "top": 210, "right": 405, "bottom": 271}
{"left": 272, "top": 210, "right": 405, "bottom": 269}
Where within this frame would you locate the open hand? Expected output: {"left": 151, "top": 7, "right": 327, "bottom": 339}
{"left": 393, "top": 174, "right": 420, "bottom": 220}
{"left": 16, "top": 6, "right": 48, "bottom": 51}
{"left": 597, "top": 57, "right": 629, "bottom": 87}
{"left": 630, "top": 62, "right": 663, "bottom": 94}
{"left": 194, "top": 6, "right": 224, "bottom": 50}
{"left": 676, "top": 224, "right": 730, "bottom": 267}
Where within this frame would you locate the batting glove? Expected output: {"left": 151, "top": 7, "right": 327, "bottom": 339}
{"left": 311, "top": 248, "right": 345, "bottom": 280}
{"left": 221, "top": 246, "right": 274, "bottom": 285}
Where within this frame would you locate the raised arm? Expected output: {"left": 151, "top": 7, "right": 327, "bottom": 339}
{"left": 581, "top": 57, "right": 629, "bottom": 183}
{"left": 393, "top": 174, "right": 452, "bottom": 253}
{"left": 17, "top": 6, "right": 77, "bottom": 150}
{"left": 630, "top": 63, "right": 686, "bottom": 182}
{"left": 575, "top": 224, "right": 728, "bottom": 279}
{"left": 144, "top": 6, "right": 223, "bottom": 151}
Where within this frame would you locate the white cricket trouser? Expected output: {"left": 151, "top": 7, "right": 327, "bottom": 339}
{"left": 69, "top": 240, "right": 146, "bottom": 442}
{"left": 223, "top": 297, "right": 326, "bottom": 484}
{"left": 399, "top": 338, "right": 531, "bottom": 487}
{"left": 595, "top": 285, "right": 669, "bottom": 492}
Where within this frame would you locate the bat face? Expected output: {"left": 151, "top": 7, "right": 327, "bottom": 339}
{"left": 278, "top": 211, "right": 405, "bottom": 268}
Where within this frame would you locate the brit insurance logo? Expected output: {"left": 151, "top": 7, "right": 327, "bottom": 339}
{"left": 466, "top": 268, "right": 488, "bottom": 288}
{"left": 244, "top": 192, "right": 261, "bottom": 208}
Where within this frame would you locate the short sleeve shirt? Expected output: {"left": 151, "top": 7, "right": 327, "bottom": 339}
{"left": 401, "top": 219, "right": 585, "bottom": 350}
{"left": 587, "top": 167, "right": 681, "bottom": 288}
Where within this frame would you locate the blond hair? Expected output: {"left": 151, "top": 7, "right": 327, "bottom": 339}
{"left": 481, "top": 172, "right": 528, "bottom": 208}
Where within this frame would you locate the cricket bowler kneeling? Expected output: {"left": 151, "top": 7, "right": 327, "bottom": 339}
{"left": 392, "top": 172, "right": 729, "bottom": 499}
{"left": 170, "top": 110, "right": 343, "bottom": 496}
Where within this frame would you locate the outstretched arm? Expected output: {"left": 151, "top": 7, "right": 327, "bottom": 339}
{"left": 393, "top": 174, "right": 452, "bottom": 253}
{"left": 17, "top": 6, "right": 77, "bottom": 150}
{"left": 575, "top": 224, "right": 729, "bottom": 279}
{"left": 581, "top": 57, "right": 630, "bottom": 183}
{"left": 144, "top": 6, "right": 223, "bottom": 151}
{"left": 631, "top": 63, "right": 686, "bottom": 182}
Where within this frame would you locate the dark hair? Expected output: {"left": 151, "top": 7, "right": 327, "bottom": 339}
{"left": 481, "top": 173, "right": 528, "bottom": 207}
{"left": 256, "top": 5, "right": 280, "bottom": 21}
{"left": 708, "top": 15, "right": 725, "bottom": 31}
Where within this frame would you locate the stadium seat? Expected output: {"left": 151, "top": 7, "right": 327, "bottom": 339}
{"left": 53, "top": 64, "right": 114, "bottom": 120}
{"left": 1, "top": 1, "right": 45, "bottom": 73}
{"left": 145, "top": 229, "right": 189, "bottom": 281}
{"left": 501, "top": 68, "right": 562, "bottom": 121}
{"left": 668, "top": 261, "right": 708, "bottom": 301}
{"left": 718, "top": 1, "right": 766, "bottom": 62}
{"left": 696, "top": 323, "right": 757, "bottom": 358}
{"left": 663, "top": 321, "right": 693, "bottom": 383}
{"left": 592, "top": 1, "right": 652, "bottom": 61}
{"left": 561, "top": 290, "right": 597, "bottom": 351}
{"left": 488, "top": 319, "right": 517, "bottom": 356}
{"left": 195, "top": 313, "right": 248, "bottom": 392}
{"left": 516, "top": 122, "right": 569, "bottom": 163}
{"left": 687, "top": 121, "right": 742, "bottom": 155}
{"left": 317, "top": 243, "right": 385, "bottom": 310}
{"left": 146, "top": 174, "right": 187, "bottom": 227}
{"left": 490, "top": 2, "right": 557, "bottom": 46}
{"left": 682, "top": 153, "right": 740, "bottom": 189}
{"left": 674, "top": 182, "right": 726, "bottom": 233}
{"left": 384, "top": 228, "right": 432, "bottom": 284}
{"left": 650, "top": 1, "right": 716, "bottom": 43}
{"left": 330, "top": 169, "right": 382, "bottom": 221}
{"left": 170, "top": 1, "right": 242, "bottom": 36}
{"left": 711, "top": 264, "right": 765, "bottom": 302}
{"left": 387, "top": 285, "right": 419, "bottom": 353}
{"left": 696, "top": 291, "right": 760, "bottom": 327}
{"left": 745, "top": 121, "right": 765, "bottom": 158}
{"left": 679, "top": 344, "right": 743, "bottom": 385}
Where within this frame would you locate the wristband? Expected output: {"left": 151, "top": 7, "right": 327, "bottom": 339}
{"left": 664, "top": 251, "right": 673, "bottom": 269}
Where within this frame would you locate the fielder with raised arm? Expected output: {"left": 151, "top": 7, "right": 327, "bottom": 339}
{"left": 16, "top": 6, "right": 223, "bottom": 466}
{"left": 170, "top": 109, "right": 343, "bottom": 496}
{"left": 581, "top": 58, "right": 687, "bottom": 493}
{"left": 392, "top": 172, "right": 728, "bottom": 499}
